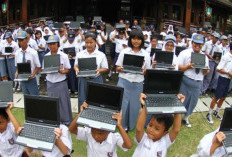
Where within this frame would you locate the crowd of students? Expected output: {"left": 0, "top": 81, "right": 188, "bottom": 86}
{"left": 0, "top": 18, "right": 232, "bottom": 156}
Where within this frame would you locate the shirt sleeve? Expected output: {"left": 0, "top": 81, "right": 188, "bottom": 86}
{"left": 164, "top": 133, "right": 174, "bottom": 148}
{"left": 60, "top": 125, "right": 72, "bottom": 155}
{"left": 76, "top": 127, "right": 89, "bottom": 142}
{"left": 100, "top": 54, "right": 109, "bottom": 69}
{"left": 33, "top": 51, "right": 41, "bottom": 68}
{"left": 63, "top": 54, "right": 71, "bottom": 69}
{"left": 114, "top": 133, "right": 128, "bottom": 151}
{"left": 216, "top": 55, "right": 227, "bottom": 70}
{"left": 116, "top": 52, "right": 124, "bottom": 66}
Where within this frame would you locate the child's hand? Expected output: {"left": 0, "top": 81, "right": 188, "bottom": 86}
{"left": 80, "top": 102, "right": 88, "bottom": 112}
{"left": 96, "top": 69, "right": 100, "bottom": 75}
{"left": 140, "top": 93, "right": 147, "bottom": 107}
{"left": 142, "top": 69, "right": 146, "bottom": 75}
{"left": 215, "top": 132, "right": 226, "bottom": 146}
{"left": 112, "top": 111, "right": 122, "bottom": 127}
{"left": 152, "top": 60, "right": 157, "bottom": 68}
{"left": 6, "top": 102, "right": 14, "bottom": 112}
{"left": 54, "top": 128, "right": 62, "bottom": 139}
{"left": 117, "top": 66, "right": 123, "bottom": 73}
{"left": 177, "top": 94, "right": 185, "bottom": 103}
{"left": 16, "top": 127, "right": 24, "bottom": 135}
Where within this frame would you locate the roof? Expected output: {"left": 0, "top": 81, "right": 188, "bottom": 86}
{"left": 208, "top": 0, "right": 232, "bottom": 9}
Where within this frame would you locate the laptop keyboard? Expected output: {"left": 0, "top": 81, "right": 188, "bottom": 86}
{"left": 80, "top": 108, "right": 117, "bottom": 125}
{"left": 79, "top": 70, "right": 96, "bottom": 76}
{"left": 18, "top": 74, "right": 30, "bottom": 78}
{"left": 44, "top": 67, "right": 59, "bottom": 71}
{"left": 146, "top": 96, "right": 181, "bottom": 107}
{"left": 223, "top": 132, "right": 232, "bottom": 147}
{"left": 156, "top": 63, "right": 172, "bottom": 67}
{"left": 123, "top": 66, "right": 141, "bottom": 72}
{"left": 20, "top": 124, "right": 55, "bottom": 143}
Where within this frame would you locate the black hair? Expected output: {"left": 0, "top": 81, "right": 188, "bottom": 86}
{"left": 127, "top": 29, "right": 144, "bottom": 49}
{"left": 230, "top": 42, "right": 232, "bottom": 51}
{"left": 26, "top": 28, "right": 33, "bottom": 36}
{"left": 150, "top": 35, "right": 158, "bottom": 41}
{"left": 0, "top": 109, "right": 8, "bottom": 120}
{"left": 150, "top": 114, "right": 174, "bottom": 131}
{"left": 84, "top": 32, "right": 97, "bottom": 41}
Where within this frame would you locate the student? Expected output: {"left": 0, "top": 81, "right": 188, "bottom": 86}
{"left": 116, "top": 29, "right": 150, "bottom": 131}
{"left": 0, "top": 103, "right": 27, "bottom": 157}
{"left": 206, "top": 44, "right": 232, "bottom": 124}
{"left": 219, "top": 35, "right": 230, "bottom": 56}
{"left": 98, "top": 22, "right": 108, "bottom": 54}
{"left": 145, "top": 35, "right": 159, "bottom": 54}
{"left": 43, "top": 35, "right": 73, "bottom": 125}
{"left": 74, "top": 32, "right": 108, "bottom": 111}
{"left": 178, "top": 34, "right": 210, "bottom": 127}
{"left": 69, "top": 102, "right": 133, "bottom": 157}
{"left": 26, "top": 28, "right": 39, "bottom": 51}
{"left": 35, "top": 30, "right": 46, "bottom": 66}
{"left": 15, "top": 30, "right": 40, "bottom": 95}
{"left": 132, "top": 93, "right": 184, "bottom": 157}
{"left": 58, "top": 28, "right": 67, "bottom": 47}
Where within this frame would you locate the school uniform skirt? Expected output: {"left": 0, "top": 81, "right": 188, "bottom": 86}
{"left": 110, "top": 43, "right": 116, "bottom": 59}
{"left": 0, "top": 59, "right": 7, "bottom": 77}
{"left": 180, "top": 75, "right": 202, "bottom": 118}
{"left": 117, "top": 77, "right": 143, "bottom": 130}
{"left": 215, "top": 76, "right": 231, "bottom": 99}
{"left": 47, "top": 80, "right": 73, "bottom": 125}
{"left": 78, "top": 75, "right": 103, "bottom": 111}
{"left": 6, "top": 57, "right": 16, "bottom": 80}
{"left": 67, "top": 59, "right": 78, "bottom": 93}
{"left": 38, "top": 51, "right": 45, "bottom": 66}
{"left": 99, "top": 43, "right": 106, "bottom": 54}
{"left": 113, "top": 53, "right": 120, "bottom": 66}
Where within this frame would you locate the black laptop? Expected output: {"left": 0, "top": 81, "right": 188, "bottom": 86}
{"left": 175, "top": 46, "right": 186, "bottom": 56}
{"left": 154, "top": 51, "right": 174, "bottom": 69}
{"left": 4, "top": 47, "right": 13, "bottom": 55}
{"left": 150, "top": 48, "right": 162, "bottom": 57}
{"left": 191, "top": 53, "right": 208, "bottom": 70}
{"left": 219, "top": 107, "right": 232, "bottom": 155}
{"left": 213, "top": 51, "right": 222, "bottom": 60}
{"left": 0, "top": 81, "right": 13, "bottom": 108}
{"left": 77, "top": 57, "right": 97, "bottom": 77}
{"left": 77, "top": 82, "right": 124, "bottom": 132}
{"left": 16, "top": 95, "right": 60, "bottom": 152}
{"left": 122, "top": 54, "right": 144, "bottom": 74}
{"left": 14, "top": 63, "right": 31, "bottom": 81}
{"left": 41, "top": 54, "right": 60, "bottom": 74}
{"left": 63, "top": 47, "right": 76, "bottom": 57}
{"left": 143, "top": 69, "right": 186, "bottom": 114}
{"left": 43, "top": 35, "right": 50, "bottom": 41}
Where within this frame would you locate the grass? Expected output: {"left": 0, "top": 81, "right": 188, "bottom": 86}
{"left": 12, "top": 108, "right": 222, "bottom": 157}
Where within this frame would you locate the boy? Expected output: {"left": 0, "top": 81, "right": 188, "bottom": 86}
{"left": 69, "top": 102, "right": 133, "bottom": 157}
{"left": 132, "top": 93, "right": 184, "bottom": 157}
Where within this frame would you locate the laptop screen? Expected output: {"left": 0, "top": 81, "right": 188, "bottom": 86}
{"left": 150, "top": 48, "right": 161, "bottom": 57}
{"left": 191, "top": 53, "right": 205, "bottom": 66}
{"left": 44, "top": 54, "right": 60, "bottom": 68}
{"left": 78, "top": 57, "right": 97, "bottom": 71}
{"left": 63, "top": 47, "right": 76, "bottom": 56}
{"left": 0, "top": 81, "right": 13, "bottom": 102}
{"left": 5, "top": 47, "right": 13, "bottom": 53}
{"left": 24, "top": 95, "right": 60, "bottom": 125}
{"left": 123, "top": 54, "right": 144, "bottom": 67}
{"left": 86, "top": 82, "right": 124, "bottom": 111}
{"left": 43, "top": 35, "right": 50, "bottom": 41}
{"left": 220, "top": 108, "right": 232, "bottom": 131}
{"left": 175, "top": 46, "right": 186, "bottom": 56}
{"left": 17, "top": 63, "right": 31, "bottom": 74}
{"left": 213, "top": 51, "right": 222, "bottom": 59}
{"left": 144, "top": 69, "right": 183, "bottom": 94}
{"left": 154, "top": 51, "right": 174, "bottom": 64}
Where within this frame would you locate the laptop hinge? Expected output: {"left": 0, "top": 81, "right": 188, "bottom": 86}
{"left": 88, "top": 105, "right": 119, "bottom": 113}
{"left": 25, "top": 121, "right": 59, "bottom": 128}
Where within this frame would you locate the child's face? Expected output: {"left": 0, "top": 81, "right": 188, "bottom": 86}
{"left": 165, "top": 41, "right": 174, "bottom": 52}
{"left": 146, "top": 118, "right": 167, "bottom": 142}
{"left": 131, "top": 37, "right": 142, "bottom": 49}
{"left": 91, "top": 128, "right": 110, "bottom": 143}
{"left": 0, "top": 115, "right": 8, "bottom": 133}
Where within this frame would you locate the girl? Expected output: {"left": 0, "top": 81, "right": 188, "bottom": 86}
{"left": 116, "top": 29, "right": 150, "bottom": 131}
{"left": 98, "top": 22, "right": 108, "bottom": 54}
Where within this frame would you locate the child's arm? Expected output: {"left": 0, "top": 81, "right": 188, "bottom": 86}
{"left": 54, "top": 128, "right": 69, "bottom": 155}
{"left": 69, "top": 102, "right": 88, "bottom": 134}
{"left": 5, "top": 103, "right": 21, "bottom": 134}
{"left": 135, "top": 93, "right": 147, "bottom": 143}
{"left": 169, "top": 94, "right": 185, "bottom": 142}
{"left": 210, "top": 132, "right": 225, "bottom": 155}
{"left": 112, "top": 111, "right": 133, "bottom": 149}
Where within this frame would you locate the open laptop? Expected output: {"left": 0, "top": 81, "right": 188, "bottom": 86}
{"left": 76, "top": 81, "right": 124, "bottom": 132}
{"left": 41, "top": 54, "right": 60, "bottom": 74}
{"left": 14, "top": 63, "right": 31, "bottom": 81}
{"left": 77, "top": 57, "right": 97, "bottom": 77}
{"left": 122, "top": 54, "right": 144, "bottom": 74}
{"left": 213, "top": 51, "right": 222, "bottom": 60}
{"left": 154, "top": 51, "right": 174, "bottom": 69}
{"left": 150, "top": 48, "right": 161, "bottom": 57}
{"left": 219, "top": 107, "right": 232, "bottom": 155}
{"left": 143, "top": 69, "right": 186, "bottom": 114}
{"left": 63, "top": 47, "right": 76, "bottom": 57}
{"left": 175, "top": 46, "right": 186, "bottom": 56}
{"left": 4, "top": 47, "right": 13, "bottom": 55}
{"left": 43, "top": 35, "right": 50, "bottom": 41}
{"left": 0, "top": 81, "right": 13, "bottom": 108}
{"left": 15, "top": 95, "right": 60, "bottom": 152}
{"left": 191, "top": 53, "right": 209, "bottom": 70}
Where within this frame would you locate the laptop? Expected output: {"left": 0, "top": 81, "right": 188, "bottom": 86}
{"left": 43, "top": 35, "right": 50, "bottom": 41}
{"left": 14, "top": 63, "right": 31, "bottom": 81}
{"left": 175, "top": 46, "right": 186, "bottom": 56}
{"left": 122, "top": 54, "right": 144, "bottom": 74}
{"left": 213, "top": 51, "right": 222, "bottom": 60}
{"left": 150, "top": 48, "right": 161, "bottom": 57}
{"left": 143, "top": 69, "right": 186, "bottom": 114}
{"left": 4, "top": 47, "right": 13, "bottom": 55}
{"left": 15, "top": 95, "right": 60, "bottom": 152}
{"left": 0, "top": 81, "right": 13, "bottom": 108}
{"left": 219, "top": 107, "right": 232, "bottom": 155}
{"left": 76, "top": 81, "right": 124, "bottom": 132}
{"left": 77, "top": 57, "right": 97, "bottom": 77}
{"left": 63, "top": 47, "right": 76, "bottom": 57}
{"left": 41, "top": 54, "right": 60, "bottom": 74}
{"left": 191, "top": 53, "right": 209, "bottom": 70}
{"left": 154, "top": 51, "right": 174, "bottom": 69}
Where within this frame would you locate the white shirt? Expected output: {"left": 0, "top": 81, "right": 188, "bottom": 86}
{"left": 116, "top": 47, "right": 151, "bottom": 83}
{"left": 178, "top": 48, "right": 209, "bottom": 81}
{"left": 28, "top": 38, "right": 39, "bottom": 51}
{"left": 113, "top": 38, "right": 128, "bottom": 53}
{"left": 0, "top": 123, "right": 24, "bottom": 157}
{"left": 73, "top": 34, "right": 83, "bottom": 48}
{"left": 62, "top": 41, "right": 80, "bottom": 59}
{"left": 218, "top": 43, "right": 230, "bottom": 56}
{"left": 1, "top": 41, "right": 19, "bottom": 59}
{"left": 35, "top": 37, "right": 46, "bottom": 52}
{"left": 41, "top": 125, "right": 72, "bottom": 157}
{"left": 76, "top": 127, "right": 127, "bottom": 157}
{"left": 15, "top": 46, "right": 41, "bottom": 74}
{"left": 98, "top": 31, "right": 108, "bottom": 45}
{"left": 44, "top": 50, "right": 71, "bottom": 83}
{"left": 217, "top": 52, "right": 232, "bottom": 79}
{"left": 202, "top": 40, "right": 222, "bottom": 61}
{"left": 59, "top": 35, "right": 67, "bottom": 47}
{"left": 132, "top": 133, "right": 174, "bottom": 157}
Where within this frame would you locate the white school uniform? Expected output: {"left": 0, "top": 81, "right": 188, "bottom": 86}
{"left": 98, "top": 31, "right": 108, "bottom": 45}
{"left": 62, "top": 41, "right": 80, "bottom": 59}
{"left": 132, "top": 133, "right": 174, "bottom": 157}
{"left": 217, "top": 52, "right": 232, "bottom": 79}
{"left": 116, "top": 47, "right": 151, "bottom": 83}
{"left": 178, "top": 48, "right": 209, "bottom": 81}
{"left": 59, "top": 35, "right": 67, "bottom": 47}
{"left": 2, "top": 41, "right": 19, "bottom": 58}
{"left": 113, "top": 38, "right": 128, "bottom": 53}
{"left": 28, "top": 38, "right": 39, "bottom": 51}
{"left": 36, "top": 37, "right": 46, "bottom": 52}
{"left": 41, "top": 125, "right": 72, "bottom": 157}
{"left": 202, "top": 40, "right": 222, "bottom": 58}
{"left": 218, "top": 43, "right": 230, "bottom": 56}
{"left": 44, "top": 50, "right": 71, "bottom": 83}
{"left": 76, "top": 127, "right": 127, "bottom": 157}
{"left": 73, "top": 34, "right": 83, "bottom": 48}
{"left": 0, "top": 123, "right": 24, "bottom": 157}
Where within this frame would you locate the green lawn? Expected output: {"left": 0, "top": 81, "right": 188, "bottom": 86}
{"left": 11, "top": 108, "right": 222, "bottom": 157}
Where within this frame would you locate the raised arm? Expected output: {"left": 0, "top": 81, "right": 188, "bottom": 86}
{"left": 5, "top": 103, "right": 21, "bottom": 134}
